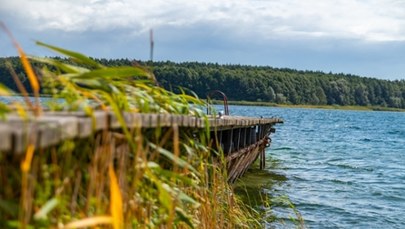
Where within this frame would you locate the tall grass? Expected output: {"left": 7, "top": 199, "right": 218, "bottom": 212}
{"left": 0, "top": 31, "right": 263, "bottom": 228}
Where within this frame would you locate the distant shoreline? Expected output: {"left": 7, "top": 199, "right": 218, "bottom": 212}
{"left": 3, "top": 95, "right": 405, "bottom": 112}
{"left": 210, "top": 100, "right": 405, "bottom": 112}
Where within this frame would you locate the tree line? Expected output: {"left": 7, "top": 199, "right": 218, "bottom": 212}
{"left": 2, "top": 56, "right": 405, "bottom": 108}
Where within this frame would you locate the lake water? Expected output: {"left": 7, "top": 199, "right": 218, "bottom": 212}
{"left": 228, "top": 105, "right": 405, "bottom": 229}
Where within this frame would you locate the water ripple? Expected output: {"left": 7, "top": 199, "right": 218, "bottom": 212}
{"left": 228, "top": 105, "right": 405, "bottom": 229}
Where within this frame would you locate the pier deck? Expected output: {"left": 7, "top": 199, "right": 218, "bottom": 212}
{"left": 0, "top": 111, "right": 283, "bottom": 182}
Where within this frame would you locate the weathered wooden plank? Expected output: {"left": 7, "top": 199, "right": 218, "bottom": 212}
{"left": 196, "top": 117, "right": 204, "bottom": 128}
{"left": 141, "top": 114, "right": 151, "bottom": 127}
{"left": 149, "top": 114, "right": 159, "bottom": 128}
{"left": 43, "top": 113, "right": 93, "bottom": 138}
{"left": 208, "top": 118, "right": 216, "bottom": 127}
{"left": 201, "top": 115, "right": 282, "bottom": 129}
{"left": 159, "top": 114, "right": 171, "bottom": 127}
{"left": 110, "top": 112, "right": 142, "bottom": 129}
{"left": 37, "top": 116, "right": 79, "bottom": 139}
{"left": 76, "top": 117, "right": 93, "bottom": 137}
{"left": 189, "top": 116, "right": 197, "bottom": 128}
{"left": 0, "top": 111, "right": 282, "bottom": 154}
{"left": 1, "top": 121, "right": 39, "bottom": 154}
{"left": 38, "top": 121, "right": 61, "bottom": 148}
{"left": 171, "top": 115, "right": 183, "bottom": 127}
{"left": 182, "top": 115, "right": 190, "bottom": 127}
{"left": 0, "top": 124, "right": 12, "bottom": 151}
{"left": 126, "top": 113, "right": 142, "bottom": 128}
{"left": 1, "top": 115, "right": 82, "bottom": 152}
{"left": 109, "top": 112, "right": 125, "bottom": 129}
{"left": 43, "top": 111, "right": 108, "bottom": 132}
{"left": 43, "top": 111, "right": 108, "bottom": 134}
{"left": 89, "top": 111, "right": 109, "bottom": 130}
{"left": 238, "top": 147, "right": 261, "bottom": 179}
{"left": 2, "top": 116, "right": 43, "bottom": 153}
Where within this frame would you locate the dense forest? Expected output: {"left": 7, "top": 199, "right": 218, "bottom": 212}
{"left": 2, "top": 56, "right": 405, "bottom": 108}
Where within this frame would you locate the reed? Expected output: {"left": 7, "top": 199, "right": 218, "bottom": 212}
{"left": 0, "top": 33, "right": 263, "bottom": 228}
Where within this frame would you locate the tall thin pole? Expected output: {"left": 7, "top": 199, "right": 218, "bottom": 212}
{"left": 149, "top": 29, "right": 154, "bottom": 62}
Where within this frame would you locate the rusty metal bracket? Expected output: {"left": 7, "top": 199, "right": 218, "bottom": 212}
{"left": 206, "top": 90, "right": 229, "bottom": 115}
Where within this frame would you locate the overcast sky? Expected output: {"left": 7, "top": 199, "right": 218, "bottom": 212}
{"left": 1, "top": 0, "right": 405, "bottom": 80}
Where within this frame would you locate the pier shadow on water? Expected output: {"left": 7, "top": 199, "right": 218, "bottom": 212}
{"left": 233, "top": 164, "right": 286, "bottom": 220}
{"left": 234, "top": 168, "right": 286, "bottom": 202}
{"left": 233, "top": 158, "right": 305, "bottom": 228}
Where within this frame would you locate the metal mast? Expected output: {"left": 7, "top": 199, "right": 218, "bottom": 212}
{"left": 149, "top": 29, "right": 154, "bottom": 62}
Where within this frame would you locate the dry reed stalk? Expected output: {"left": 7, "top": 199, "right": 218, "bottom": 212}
{"left": 0, "top": 22, "right": 41, "bottom": 115}
{"left": 109, "top": 164, "right": 123, "bottom": 229}
{"left": 5, "top": 62, "right": 34, "bottom": 110}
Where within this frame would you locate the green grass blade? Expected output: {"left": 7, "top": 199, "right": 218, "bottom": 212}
{"left": 29, "top": 56, "right": 89, "bottom": 74}
{"left": 36, "top": 41, "right": 104, "bottom": 69}
{"left": 175, "top": 207, "right": 195, "bottom": 228}
{"left": 148, "top": 143, "right": 197, "bottom": 173}
{"left": 72, "top": 79, "right": 113, "bottom": 93}
{"left": 72, "top": 66, "right": 153, "bottom": 80}
{"left": 33, "top": 198, "right": 59, "bottom": 220}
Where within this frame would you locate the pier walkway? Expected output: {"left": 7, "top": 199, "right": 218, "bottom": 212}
{"left": 0, "top": 111, "right": 283, "bottom": 182}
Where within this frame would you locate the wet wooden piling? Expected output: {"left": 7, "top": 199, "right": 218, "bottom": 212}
{"left": 209, "top": 116, "right": 281, "bottom": 182}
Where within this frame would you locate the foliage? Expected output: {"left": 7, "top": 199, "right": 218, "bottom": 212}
{"left": 0, "top": 42, "right": 262, "bottom": 228}
{"left": 151, "top": 62, "right": 405, "bottom": 108}
{"left": 3, "top": 59, "right": 405, "bottom": 109}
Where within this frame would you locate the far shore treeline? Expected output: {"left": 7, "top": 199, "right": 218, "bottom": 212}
{"left": 2, "top": 56, "right": 405, "bottom": 109}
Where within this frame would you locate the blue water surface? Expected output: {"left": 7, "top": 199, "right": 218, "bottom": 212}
{"left": 228, "top": 105, "right": 405, "bottom": 229}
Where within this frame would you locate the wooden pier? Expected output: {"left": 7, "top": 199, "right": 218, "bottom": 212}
{"left": 0, "top": 111, "right": 282, "bottom": 182}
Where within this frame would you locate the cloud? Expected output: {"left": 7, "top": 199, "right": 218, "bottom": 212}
{"left": 1, "top": 0, "right": 405, "bottom": 42}
{"left": 1, "top": 0, "right": 405, "bottom": 79}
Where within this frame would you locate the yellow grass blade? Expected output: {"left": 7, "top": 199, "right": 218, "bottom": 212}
{"left": 5, "top": 61, "right": 34, "bottom": 110}
{"left": 63, "top": 216, "right": 113, "bottom": 228}
{"left": 0, "top": 23, "right": 40, "bottom": 94}
{"left": 0, "top": 84, "right": 11, "bottom": 96}
{"left": 18, "top": 48, "right": 40, "bottom": 94}
{"left": 20, "top": 144, "right": 35, "bottom": 172}
{"left": 109, "top": 165, "right": 123, "bottom": 229}
{"left": 1, "top": 22, "right": 41, "bottom": 115}
{"left": 14, "top": 103, "right": 28, "bottom": 120}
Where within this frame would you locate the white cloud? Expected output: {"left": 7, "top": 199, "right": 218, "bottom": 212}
{"left": 1, "top": 0, "right": 405, "bottom": 42}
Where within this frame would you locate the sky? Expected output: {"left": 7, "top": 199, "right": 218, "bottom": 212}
{"left": 1, "top": 0, "right": 405, "bottom": 80}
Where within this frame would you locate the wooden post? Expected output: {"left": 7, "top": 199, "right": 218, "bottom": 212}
{"left": 259, "top": 149, "right": 265, "bottom": 170}
{"left": 228, "top": 128, "right": 234, "bottom": 154}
